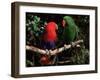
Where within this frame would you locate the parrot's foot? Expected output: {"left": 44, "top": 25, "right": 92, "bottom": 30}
{"left": 71, "top": 42, "right": 76, "bottom": 47}
{"left": 45, "top": 49, "right": 49, "bottom": 55}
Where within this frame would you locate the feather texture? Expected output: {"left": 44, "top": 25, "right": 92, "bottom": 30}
{"left": 62, "top": 16, "right": 79, "bottom": 43}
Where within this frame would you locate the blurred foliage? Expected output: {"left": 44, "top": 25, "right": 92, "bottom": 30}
{"left": 26, "top": 13, "right": 89, "bottom": 67}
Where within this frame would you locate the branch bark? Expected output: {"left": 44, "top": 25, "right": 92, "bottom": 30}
{"left": 26, "top": 40, "right": 83, "bottom": 56}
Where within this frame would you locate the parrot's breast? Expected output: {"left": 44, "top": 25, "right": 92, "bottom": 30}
{"left": 63, "top": 26, "right": 76, "bottom": 43}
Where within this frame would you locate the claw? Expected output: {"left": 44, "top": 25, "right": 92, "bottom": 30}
{"left": 71, "top": 42, "right": 75, "bottom": 47}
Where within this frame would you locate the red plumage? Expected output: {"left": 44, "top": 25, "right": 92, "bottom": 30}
{"left": 43, "top": 22, "right": 57, "bottom": 42}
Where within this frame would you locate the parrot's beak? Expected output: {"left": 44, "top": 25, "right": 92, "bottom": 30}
{"left": 62, "top": 20, "right": 65, "bottom": 28}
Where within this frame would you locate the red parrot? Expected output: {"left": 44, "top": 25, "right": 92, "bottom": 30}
{"left": 42, "top": 21, "right": 58, "bottom": 50}
{"left": 40, "top": 21, "right": 58, "bottom": 65}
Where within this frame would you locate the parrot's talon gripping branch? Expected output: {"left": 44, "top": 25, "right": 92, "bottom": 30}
{"left": 45, "top": 49, "right": 49, "bottom": 55}
{"left": 64, "top": 44, "right": 71, "bottom": 50}
{"left": 49, "top": 50, "right": 52, "bottom": 56}
{"left": 71, "top": 42, "right": 76, "bottom": 47}
{"left": 26, "top": 39, "right": 83, "bottom": 56}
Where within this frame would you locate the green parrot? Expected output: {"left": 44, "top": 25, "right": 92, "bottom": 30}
{"left": 62, "top": 16, "right": 79, "bottom": 44}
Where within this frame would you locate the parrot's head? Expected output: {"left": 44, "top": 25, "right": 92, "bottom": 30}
{"left": 62, "top": 19, "right": 69, "bottom": 28}
{"left": 62, "top": 16, "right": 75, "bottom": 28}
{"left": 62, "top": 16, "right": 70, "bottom": 28}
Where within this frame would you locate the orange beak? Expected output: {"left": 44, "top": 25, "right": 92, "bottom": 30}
{"left": 62, "top": 20, "right": 65, "bottom": 28}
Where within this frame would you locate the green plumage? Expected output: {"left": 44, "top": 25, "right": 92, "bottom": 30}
{"left": 62, "top": 16, "right": 79, "bottom": 43}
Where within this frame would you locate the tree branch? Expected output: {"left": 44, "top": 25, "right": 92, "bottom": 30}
{"left": 26, "top": 40, "right": 83, "bottom": 56}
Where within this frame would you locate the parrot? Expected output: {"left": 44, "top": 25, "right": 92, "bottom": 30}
{"left": 56, "top": 16, "right": 79, "bottom": 62}
{"left": 42, "top": 21, "right": 58, "bottom": 50}
{"left": 40, "top": 21, "right": 58, "bottom": 65}
{"left": 62, "top": 16, "right": 79, "bottom": 44}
